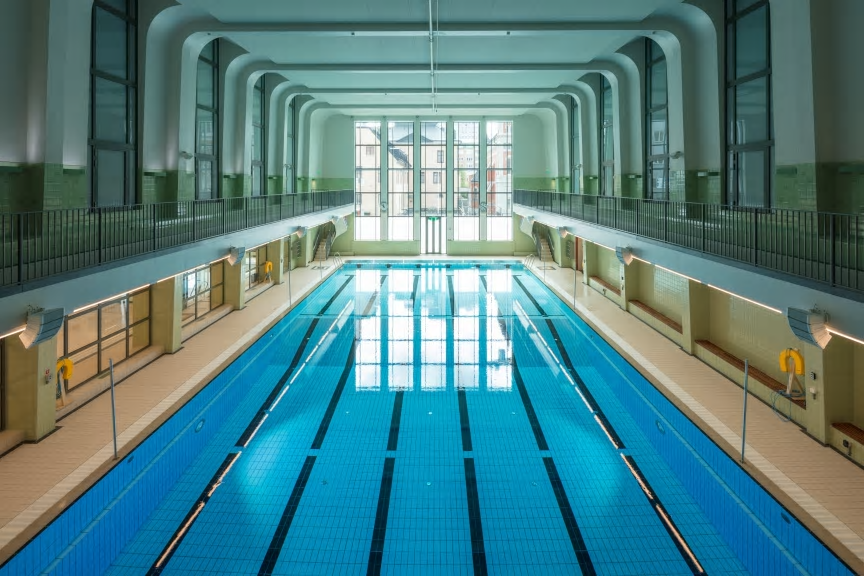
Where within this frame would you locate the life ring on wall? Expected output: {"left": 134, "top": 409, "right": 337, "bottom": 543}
{"left": 778, "top": 348, "right": 804, "bottom": 376}
{"left": 264, "top": 261, "right": 274, "bottom": 274}
{"left": 56, "top": 358, "right": 74, "bottom": 381}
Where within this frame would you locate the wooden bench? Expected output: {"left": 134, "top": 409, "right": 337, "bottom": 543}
{"left": 832, "top": 423, "right": 864, "bottom": 446}
{"left": 629, "top": 300, "right": 683, "bottom": 334}
{"left": 590, "top": 275, "right": 621, "bottom": 296}
{"left": 695, "top": 340, "right": 806, "bottom": 408}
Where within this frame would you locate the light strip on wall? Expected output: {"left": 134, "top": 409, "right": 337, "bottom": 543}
{"left": 827, "top": 328, "right": 864, "bottom": 347}
{"left": 0, "top": 326, "right": 25, "bottom": 340}
{"left": 72, "top": 284, "right": 152, "bottom": 314}
{"left": 706, "top": 284, "right": 782, "bottom": 314}
{"left": 655, "top": 264, "right": 701, "bottom": 284}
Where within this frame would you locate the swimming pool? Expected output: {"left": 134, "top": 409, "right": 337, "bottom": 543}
{"left": 0, "top": 262, "right": 853, "bottom": 575}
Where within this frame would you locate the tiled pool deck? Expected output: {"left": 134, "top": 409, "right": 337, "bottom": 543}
{"left": 0, "top": 256, "right": 862, "bottom": 574}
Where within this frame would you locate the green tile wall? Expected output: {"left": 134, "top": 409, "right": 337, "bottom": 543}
{"left": 513, "top": 177, "right": 555, "bottom": 190}
{"left": 620, "top": 174, "right": 643, "bottom": 198}
{"left": 313, "top": 178, "right": 353, "bottom": 191}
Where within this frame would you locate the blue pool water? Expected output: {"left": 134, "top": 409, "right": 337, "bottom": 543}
{"left": 0, "top": 262, "right": 853, "bottom": 575}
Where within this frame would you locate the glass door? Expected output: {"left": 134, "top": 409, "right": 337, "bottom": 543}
{"left": 424, "top": 216, "right": 443, "bottom": 254}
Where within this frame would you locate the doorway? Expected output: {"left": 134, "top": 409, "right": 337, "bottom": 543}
{"left": 423, "top": 216, "right": 444, "bottom": 254}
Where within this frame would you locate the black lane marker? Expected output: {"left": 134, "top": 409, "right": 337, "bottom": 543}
{"left": 543, "top": 457, "right": 597, "bottom": 576}
{"left": 447, "top": 275, "right": 456, "bottom": 316}
{"left": 258, "top": 456, "right": 318, "bottom": 576}
{"left": 542, "top": 319, "right": 625, "bottom": 450}
{"left": 387, "top": 392, "right": 404, "bottom": 451}
{"left": 511, "top": 358, "right": 549, "bottom": 451}
{"left": 366, "top": 457, "right": 396, "bottom": 576}
{"left": 235, "top": 318, "right": 321, "bottom": 447}
{"left": 316, "top": 275, "right": 354, "bottom": 317}
{"left": 513, "top": 275, "right": 547, "bottom": 317}
{"left": 311, "top": 340, "right": 357, "bottom": 449}
{"left": 457, "top": 390, "right": 473, "bottom": 452}
{"left": 147, "top": 452, "right": 241, "bottom": 575}
{"left": 621, "top": 455, "right": 706, "bottom": 575}
{"left": 362, "top": 275, "right": 388, "bottom": 317}
{"left": 410, "top": 275, "right": 420, "bottom": 302}
{"left": 464, "top": 458, "right": 488, "bottom": 576}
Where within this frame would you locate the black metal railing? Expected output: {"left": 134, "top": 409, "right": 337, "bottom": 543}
{"left": 0, "top": 190, "right": 353, "bottom": 289}
{"left": 514, "top": 189, "right": 864, "bottom": 294}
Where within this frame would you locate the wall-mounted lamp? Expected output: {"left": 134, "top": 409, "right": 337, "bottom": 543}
{"left": 671, "top": 151, "right": 684, "bottom": 160}
{"left": 179, "top": 151, "right": 193, "bottom": 160}
{"left": 227, "top": 246, "right": 246, "bottom": 266}
{"left": 615, "top": 246, "right": 634, "bottom": 266}
{"left": 311, "top": 179, "right": 317, "bottom": 190}
{"left": 575, "top": 164, "right": 583, "bottom": 169}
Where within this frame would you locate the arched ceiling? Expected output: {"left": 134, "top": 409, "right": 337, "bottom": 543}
{"left": 176, "top": 0, "right": 687, "bottom": 114}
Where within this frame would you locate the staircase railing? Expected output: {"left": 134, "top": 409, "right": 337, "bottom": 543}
{"left": 544, "top": 227, "right": 556, "bottom": 262}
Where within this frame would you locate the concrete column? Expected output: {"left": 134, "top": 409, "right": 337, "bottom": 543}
{"left": 4, "top": 336, "right": 58, "bottom": 441}
{"left": 620, "top": 260, "right": 638, "bottom": 311}
{"left": 150, "top": 276, "right": 182, "bottom": 354}
{"left": 266, "top": 238, "right": 285, "bottom": 285}
{"left": 581, "top": 238, "right": 593, "bottom": 285}
{"left": 796, "top": 341, "right": 826, "bottom": 442}
{"left": 682, "top": 279, "right": 711, "bottom": 355}
{"left": 224, "top": 259, "right": 247, "bottom": 311}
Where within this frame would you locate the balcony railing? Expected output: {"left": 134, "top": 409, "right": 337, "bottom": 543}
{"left": 0, "top": 190, "right": 353, "bottom": 290}
{"left": 514, "top": 189, "right": 864, "bottom": 295}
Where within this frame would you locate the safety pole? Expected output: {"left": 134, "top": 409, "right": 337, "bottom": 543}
{"left": 741, "top": 359, "right": 749, "bottom": 463}
{"left": 109, "top": 359, "right": 118, "bottom": 460}
{"left": 287, "top": 239, "right": 293, "bottom": 309}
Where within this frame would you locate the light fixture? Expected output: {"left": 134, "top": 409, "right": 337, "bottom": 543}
{"left": 615, "top": 246, "right": 634, "bottom": 266}
{"left": 227, "top": 246, "right": 246, "bottom": 266}
{"left": 787, "top": 308, "right": 832, "bottom": 349}
{"left": 20, "top": 308, "right": 65, "bottom": 349}
{"left": 671, "top": 151, "right": 684, "bottom": 160}
{"left": 179, "top": 151, "right": 192, "bottom": 160}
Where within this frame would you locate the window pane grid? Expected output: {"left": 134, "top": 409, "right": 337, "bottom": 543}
{"left": 388, "top": 121, "right": 414, "bottom": 241}
{"left": 454, "top": 121, "right": 480, "bottom": 241}
{"left": 355, "top": 121, "right": 382, "bottom": 241}
{"left": 486, "top": 121, "right": 512, "bottom": 241}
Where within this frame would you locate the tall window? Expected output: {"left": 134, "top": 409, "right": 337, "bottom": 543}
{"left": 90, "top": 0, "right": 137, "bottom": 207}
{"left": 251, "top": 76, "right": 265, "bottom": 196}
{"left": 285, "top": 97, "right": 296, "bottom": 193}
{"left": 355, "top": 121, "right": 382, "bottom": 240}
{"left": 726, "top": 0, "right": 773, "bottom": 207}
{"left": 181, "top": 263, "right": 224, "bottom": 327}
{"left": 454, "top": 121, "right": 480, "bottom": 241}
{"left": 244, "top": 246, "right": 267, "bottom": 291}
{"left": 388, "top": 121, "right": 414, "bottom": 241}
{"left": 196, "top": 40, "right": 219, "bottom": 199}
{"left": 486, "top": 120, "right": 513, "bottom": 241}
{"left": 571, "top": 97, "right": 581, "bottom": 193}
{"left": 599, "top": 76, "right": 615, "bottom": 196}
{"left": 57, "top": 288, "right": 150, "bottom": 391}
{"left": 646, "top": 39, "right": 669, "bottom": 200}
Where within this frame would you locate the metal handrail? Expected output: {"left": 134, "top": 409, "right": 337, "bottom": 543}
{"left": 514, "top": 189, "right": 864, "bottom": 295}
{"left": 544, "top": 226, "right": 556, "bottom": 262}
{"left": 0, "top": 190, "right": 354, "bottom": 291}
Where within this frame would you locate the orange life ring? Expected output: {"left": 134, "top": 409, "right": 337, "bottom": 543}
{"left": 56, "top": 358, "right": 74, "bottom": 380}
{"left": 264, "top": 261, "right": 273, "bottom": 274}
{"left": 778, "top": 348, "right": 804, "bottom": 376}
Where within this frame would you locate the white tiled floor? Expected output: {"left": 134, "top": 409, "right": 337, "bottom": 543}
{"left": 0, "top": 256, "right": 863, "bottom": 574}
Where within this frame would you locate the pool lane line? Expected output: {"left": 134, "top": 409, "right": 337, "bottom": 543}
{"left": 146, "top": 452, "right": 241, "bottom": 575}
{"left": 620, "top": 455, "right": 706, "bottom": 575}
{"left": 457, "top": 389, "right": 473, "bottom": 452}
{"left": 447, "top": 274, "right": 456, "bottom": 317}
{"left": 542, "top": 319, "right": 626, "bottom": 450}
{"left": 512, "top": 275, "right": 548, "bottom": 317}
{"left": 258, "top": 456, "right": 318, "bottom": 576}
{"left": 311, "top": 339, "right": 358, "bottom": 449}
{"left": 361, "top": 275, "right": 388, "bottom": 317}
{"left": 366, "top": 458, "right": 396, "bottom": 576}
{"left": 464, "top": 458, "right": 489, "bottom": 576}
{"left": 511, "top": 358, "right": 549, "bottom": 451}
{"left": 410, "top": 275, "right": 420, "bottom": 302}
{"left": 316, "top": 275, "right": 354, "bottom": 317}
{"left": 387, "top": 392, "right": 404, "bottom": 451}
{"left": 543, "top": 457, "right": 598, "bottom": 576}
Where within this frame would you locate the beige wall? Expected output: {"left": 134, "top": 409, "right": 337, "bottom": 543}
{"left": 707, "top": 291, "right": 799, "bottom": 382}
{"left": 594, "top": 246, "right": 620, "bottom": 288}
{"left": 636, "top": 263, "right": 687, "bottom": 325}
